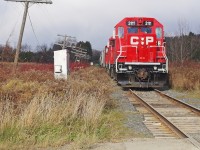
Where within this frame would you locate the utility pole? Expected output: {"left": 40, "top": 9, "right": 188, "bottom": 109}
{"left": 4, "top": 0, "right": 52, "bottom": 72}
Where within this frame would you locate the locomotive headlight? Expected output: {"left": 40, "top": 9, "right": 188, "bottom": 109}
{"left": 128, "top": 65, "right": 133, "bottom": 70}
{"left": 153, "top": 66, "right": 157, "bottom": 70}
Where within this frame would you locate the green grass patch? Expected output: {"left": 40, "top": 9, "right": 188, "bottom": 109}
{"left": 0, "top": 110, "right": 129, "bottom": 149}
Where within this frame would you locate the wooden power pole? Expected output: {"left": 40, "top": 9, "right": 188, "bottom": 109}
{"left": 4, "top": 0, "right": 52, "bottom": 72}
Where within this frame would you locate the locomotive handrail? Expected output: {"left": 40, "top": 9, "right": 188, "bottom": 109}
{"left": 121, "top": 45, "right": 138, "bottom": 54}
{"left": 115, "top": 37, "right": 122, "bottom": 73}
{"left": 116, "top": 44, "right": 138, "bottom": 73}
{"left": 109, "top": 46, "right": 114, "bottom": 70}
{"left": 149, "top": 45, "right": 168, "bottom": 73}
{"left": 162, "top": 46, "right": 169, "bottom": 73}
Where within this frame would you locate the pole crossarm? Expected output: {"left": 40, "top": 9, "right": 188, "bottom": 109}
{"left": 4, "top": 0, "right": 52, "bottom": 4}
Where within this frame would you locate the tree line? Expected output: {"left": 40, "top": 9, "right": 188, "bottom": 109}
{"left": 0, "top": 41, "right": 101, "bottom": 64}
{"left": 0, "top": 44, "right": 54, "bottom": 63}
{"left": 166, "top": 32, "right": 200, "bottom": 62}
{"left": 2, "top": 32, "right": 199, "bottom": 65}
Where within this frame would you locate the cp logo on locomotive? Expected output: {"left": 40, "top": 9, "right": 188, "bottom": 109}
{"left": 130, "top": 36, "right": 154, "bottom": 45}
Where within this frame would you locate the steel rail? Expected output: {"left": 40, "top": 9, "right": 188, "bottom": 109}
{"left": 130, "top": 89, "right": 200, "bottom": 149}
{"left": 130, "top": 89, "right": 187, "bottom": 139}
{"left": 154, "top": 89, "right": 200, "bottom": 116}
{"left": 154, "top": 89, "right": 200, "bottom": 149}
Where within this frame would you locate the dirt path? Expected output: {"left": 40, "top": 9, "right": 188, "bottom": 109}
{"left": 91, "top": 138, "right": 199, "bottom": 150}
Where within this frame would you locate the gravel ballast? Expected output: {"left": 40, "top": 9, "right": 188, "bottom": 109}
{"left": 111, "top": 87, "right": 153, "bottom": 138}
{"left": 163, "top": 90, "right": 200, "bottom": 109}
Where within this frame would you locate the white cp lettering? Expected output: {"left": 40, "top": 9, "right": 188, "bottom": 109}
{"left": 146, "top": 36, "right": 154, "bottom": 45}
{"left": 130, "top": 36, "right": 154, "bottom": 45}
{"left": 130, "top": 36, "right": 139, "bottom": 45}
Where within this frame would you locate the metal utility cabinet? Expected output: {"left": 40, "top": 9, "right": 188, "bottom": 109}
{"left": 54, "top": 49, "right": 69, "bottom": 79}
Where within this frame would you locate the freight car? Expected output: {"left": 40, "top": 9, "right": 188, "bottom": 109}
{"left": 100, "top": 17, "right": 168, "bottom": 88}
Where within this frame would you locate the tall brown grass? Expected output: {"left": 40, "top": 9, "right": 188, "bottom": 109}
{"left": 0, "top": 64, "right": 125, "bottom": 149}
{"left": 169, "top": 61, "right": 200, "bottom": 91}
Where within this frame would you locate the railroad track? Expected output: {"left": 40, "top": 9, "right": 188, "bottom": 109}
{"left": 128, "top": 89, "right": 200, "bottom": 149}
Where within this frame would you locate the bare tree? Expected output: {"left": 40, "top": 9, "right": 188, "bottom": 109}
{"left": 166, "top": 19, "right": 200, "bottom": 62}
{"left": 177, "top": 18, "right": 190, "bottom": 63}
{"left": 0, "top": 44, "right": 14, "bottom": 62}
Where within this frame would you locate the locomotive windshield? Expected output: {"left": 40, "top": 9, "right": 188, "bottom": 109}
{"left": 128, "top": 27, "right": 138, "bottom": 33}
{"left": 128, "top": 27, "right": 152, "bottom": 34}
{"left": 141, "top": 27, "right": 152, "bottom": 33}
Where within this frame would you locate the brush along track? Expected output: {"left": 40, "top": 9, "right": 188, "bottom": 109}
{"left": 129, "top": 89, "right": 200, "bottom": 149}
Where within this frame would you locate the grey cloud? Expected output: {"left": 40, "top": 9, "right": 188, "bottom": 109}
{"left": 0, "top": 0, "right": 200, "bottom": 50}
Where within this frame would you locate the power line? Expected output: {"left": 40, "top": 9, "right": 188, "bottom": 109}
{"left": 4, "top": 0, "right": 52, "bottom": 73}
{"left": 38, "top": 5, "right": 58, "bottom": 36}
{"left": 28, "top": 11, "right": 40, "bottom": 46}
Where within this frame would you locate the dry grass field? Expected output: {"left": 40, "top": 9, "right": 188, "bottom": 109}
{"left": 1, "top": 61, "right": 199, "bottom": 149}
{"left": 169, "top": 61, "right": 200, "bottom": 98}
{"left": 0, "top": 63, "right": 128, "bottom": 149}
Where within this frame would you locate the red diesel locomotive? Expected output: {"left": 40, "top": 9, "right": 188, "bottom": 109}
{"left": 100, "top": 17, "right": 168, "bottom": 88}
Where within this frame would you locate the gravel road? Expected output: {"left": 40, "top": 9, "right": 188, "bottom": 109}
{"left": 92, "top": 138, "right": 199, "bottom": 150}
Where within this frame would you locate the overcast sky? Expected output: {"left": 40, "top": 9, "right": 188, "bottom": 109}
{"left": 0, "top": 0, "right": 200, "bottom": 50}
